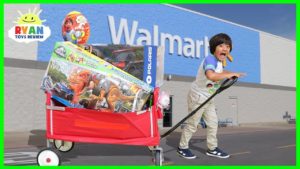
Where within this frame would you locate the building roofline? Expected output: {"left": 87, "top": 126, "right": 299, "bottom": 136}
{"left": 164, "top": 4, "right": 295, "bottom": 43}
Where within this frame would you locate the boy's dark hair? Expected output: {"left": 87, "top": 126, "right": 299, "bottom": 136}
{"left": 209, "top": 33, "right": 232, "bottom": 54}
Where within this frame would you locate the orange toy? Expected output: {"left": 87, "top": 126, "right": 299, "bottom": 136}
{"left": 62, "top": 11, "right": 90, "bottom": 45}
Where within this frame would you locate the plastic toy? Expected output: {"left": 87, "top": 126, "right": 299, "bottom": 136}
{"left": 62, "top": 11, "right": 90, "bottom": 45}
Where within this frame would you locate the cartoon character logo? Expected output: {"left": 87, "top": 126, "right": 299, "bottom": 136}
{"left": 8, "top": 7, "right": 51, "bottom": 43}
{"left": 62, "top": 11, "right": 90, "bottom": 45}
{"left": 15, "top": 8, "right": 46, "bottom": 25}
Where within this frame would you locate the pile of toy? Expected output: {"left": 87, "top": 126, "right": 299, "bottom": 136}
{"left": 41, "top": 11, "right": 166, "bottom": 113}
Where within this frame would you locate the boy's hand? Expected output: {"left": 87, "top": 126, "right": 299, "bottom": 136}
{"left": 228, "top": 72, "right": 246, "bottom": 78}
{"left": 206, "top": 70, "right": 246, "bottom": 82}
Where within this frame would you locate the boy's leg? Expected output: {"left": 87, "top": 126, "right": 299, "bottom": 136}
{"left": 203, "top": 103, "right": 231, "bottom": 158}
{"left": 179, "top": 92, "right": 207, "bottom": 149}
{"left": 179, "top": 107, "right": 204, "bottom": 149}
{"left": 177, "top": 109, "right": 201, "bottom": 159}
{"left": 202, "top": 101, "right": 218, "bottom": 150}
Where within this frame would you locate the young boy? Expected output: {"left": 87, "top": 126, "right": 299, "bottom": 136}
{"left": 177, "top": 33, "right": 244, "bottom": 159}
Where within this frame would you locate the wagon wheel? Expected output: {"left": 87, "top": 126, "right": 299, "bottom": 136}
{"left": 37, "top": 148, "right": 61, "bottom": 166}
{"left": 152, "top": 149, "right": 163, "bottom": 166}
{"left": 53, "top": 140, "right": 74, "bottom": 152}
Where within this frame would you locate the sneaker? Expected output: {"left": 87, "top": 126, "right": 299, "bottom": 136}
{"left": 177, "top": 147, "right": 197, "bottom": 159}
{"left": 206, "top": 147, "right": 230, "bottom": 158}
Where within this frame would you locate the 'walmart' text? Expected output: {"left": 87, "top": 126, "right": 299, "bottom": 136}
{"left": 108, "top": 15, "right": 209, "bottom": 59}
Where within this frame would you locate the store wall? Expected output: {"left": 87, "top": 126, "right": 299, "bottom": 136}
{"left": 4, "top": 66, "right": 295, "bottom": 131}
{"left": 260, "top": 33, "right": 295, "bottom": 87}
{"left": 161, "top": 80, "right": 295, "bottom": 128}
{"left": 5, "top": 66, "right": 46, "bottom": 131}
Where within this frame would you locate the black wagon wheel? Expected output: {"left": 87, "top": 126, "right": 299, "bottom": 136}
{"left": 53, "top": 140, "right": 74, "bottom": 152}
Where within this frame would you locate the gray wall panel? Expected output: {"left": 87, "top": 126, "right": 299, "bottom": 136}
{"left": 5, "top": 67, "right": 46, "bottom": 131}
{"left": 5, "top": 4, "right": 39, "bottom": 60}
{"left": 260, "top": 33, "right": 295, "bottom": 87}
{"left": 161, "top": 79, "right": 295, "bottom": 127}
{"left": 216, "top": 86, "right": 295, "bottom": 124}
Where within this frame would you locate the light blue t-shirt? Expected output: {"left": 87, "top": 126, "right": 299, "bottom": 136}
{"left": 190, "top": 55, "right": 223, "bottom": 98}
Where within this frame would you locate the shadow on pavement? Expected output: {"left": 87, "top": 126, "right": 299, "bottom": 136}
{"left": 28, "top": 130, "right": 47, "bottom": 148}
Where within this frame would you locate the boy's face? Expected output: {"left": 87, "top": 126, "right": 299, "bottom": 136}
{"left": 214, "top": 43, "right": 231, "bottom": 61}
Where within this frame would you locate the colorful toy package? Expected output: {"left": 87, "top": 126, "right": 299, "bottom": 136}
{"left": 87, "top": 44, "right": 165, "bottom": 88}
{"left": 41, "top": 42, "right": 155, "bottom": 112}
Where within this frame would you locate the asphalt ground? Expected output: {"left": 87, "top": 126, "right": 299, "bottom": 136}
{"left": 4, "top": 124, "right": 296, "bottom": 166}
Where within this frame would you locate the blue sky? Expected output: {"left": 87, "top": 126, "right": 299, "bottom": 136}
{"left": 174, "top": 4, "right": 295, "bottom": 41}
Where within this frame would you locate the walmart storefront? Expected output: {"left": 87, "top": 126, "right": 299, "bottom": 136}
{"left": 5, "top": 4, "right": 295, "bottom": 131}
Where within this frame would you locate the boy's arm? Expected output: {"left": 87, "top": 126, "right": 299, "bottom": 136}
{"left": 222, "top": 70, "right": 231, "bottom": 74}
{"left": 206, "top": 70, "right": 244, "bottom": 82}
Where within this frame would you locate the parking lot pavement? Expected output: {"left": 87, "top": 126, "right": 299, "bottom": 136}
{"left": 4, "top": 123, "right": 296, "bottom": 166}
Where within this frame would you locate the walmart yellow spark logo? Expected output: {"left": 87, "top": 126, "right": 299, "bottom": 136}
{"left": 8, "top": 7, "right": 51, "bottom": 43}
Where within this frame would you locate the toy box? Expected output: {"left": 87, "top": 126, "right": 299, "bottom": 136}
{"left": 41, "top": 42, "right": 154, "bottom": 112}
{"left": 87, "top": 44, "right": 165, "bottom": 88}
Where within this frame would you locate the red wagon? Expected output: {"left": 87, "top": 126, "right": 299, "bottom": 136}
{"left": 37, "top": 88, "right": 164, "bottom": 166}
{"left": 37, "top": 77, "right": 238, "bottom": 166}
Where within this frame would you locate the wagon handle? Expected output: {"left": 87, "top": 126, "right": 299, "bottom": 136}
{"left": 216, "top": 76, "right": 238, "bottom": 94}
